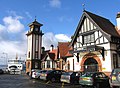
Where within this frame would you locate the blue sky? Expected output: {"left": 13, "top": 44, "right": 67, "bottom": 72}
{"left": 0, "top": 0, "right": 120, "bottom": 64}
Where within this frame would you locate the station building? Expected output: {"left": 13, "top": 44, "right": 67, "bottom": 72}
{"left": 69, "top": 10, "right": 120, "bottom": 75}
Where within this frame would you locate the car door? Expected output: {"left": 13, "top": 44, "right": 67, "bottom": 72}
{"left": 93, "top": 73, "right": 109, "bottom": 86}
{"left": 50, "top": 70, "right": 60, "bottom": 81}
{"left": 55, "top": 70, "right": 62, "bottom": 80}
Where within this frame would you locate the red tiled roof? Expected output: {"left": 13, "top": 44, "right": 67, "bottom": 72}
{"left": 58, "top": 42, "right": 73, "bottom": 58}
{"left": 65, "top": 52, "right": 73, "bottom": 57}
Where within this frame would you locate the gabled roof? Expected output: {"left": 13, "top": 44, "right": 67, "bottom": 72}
{"left": 41, "top": 42, "right": 73, "bottom": 61}
{"left": 49, "top": 49, "right": 58, "bottom": 60}
{"left": 41, "top": 49, "right": 58, "bottom": 61}
{"left": 70, "top": 10, "right": 120, "bottom": 46}
{"left": 85, "top": 11, "right": 120, "bottom": 37}
{"left": 41, "top": 50, "right": 50, "bottom": 61}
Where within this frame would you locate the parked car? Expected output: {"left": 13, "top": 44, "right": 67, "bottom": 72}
{"left": 79, "top": 72, "right": 110, "bottom": 88}
{"left": 109, "top": 68, "right": 120, "bottom": 88}
{"left": 9, "top": 66, "right": 21, "bottom": 75}
{"left": 60, "top": 71, "right": 83, "bottom": 84}
{"left": 29, "top": 69, "right": 39, "bottom": 77}
{"left": 0, "top": 69, "right": 4, "bottom": 74}
{"left": 32, "top": 69, "right": 43, "bottom": 79}
{"left": 40, "top": 70, "right": 64, "bottom": 82}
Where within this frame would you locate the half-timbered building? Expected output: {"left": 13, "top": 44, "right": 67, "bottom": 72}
{"left": 41, "top": 45, "right": 59, "bottom": 70}
{"left": 70, "top": 10, "right": 120, "bottom": 74}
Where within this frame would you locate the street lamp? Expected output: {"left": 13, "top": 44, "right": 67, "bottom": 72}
{"left": 2, "top": 52, "right": 8, "bottom": 66}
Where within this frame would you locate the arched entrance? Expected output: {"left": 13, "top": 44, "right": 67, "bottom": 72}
{"left": 80, "top": 53, "right": 102, "bottom": 72}
{"left": 84, "top": 58, "right": 98, "bottom": 72}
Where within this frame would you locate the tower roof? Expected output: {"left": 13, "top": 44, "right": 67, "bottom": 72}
{"left": 29, "top": 19, "right": 43, "bottom": 27}
{"left": 116, "top": 12, "right": 120, "bottom": 18}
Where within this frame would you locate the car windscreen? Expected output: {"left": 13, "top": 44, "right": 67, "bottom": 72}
{"left": 46, "top": 70, "right": 53, "bottom": 73}
{"left": 62, "top": 72, "right": 73, "bottom": 75}
{"left": 41, "top": 70, "right": 47, "bottom": 73}
{"left": 112, "top": 69, "right": 120, "bottom": 75}
{"left": 82, "top": 73, "right": 94, "bottom": 77}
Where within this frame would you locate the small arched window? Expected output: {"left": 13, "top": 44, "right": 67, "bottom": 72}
{"left": 28, "top": 51, "right": 30, "bottom": 58}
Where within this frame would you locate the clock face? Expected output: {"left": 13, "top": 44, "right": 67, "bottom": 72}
{"left": 35, "top": 28, "right": 38, "bottom": 31}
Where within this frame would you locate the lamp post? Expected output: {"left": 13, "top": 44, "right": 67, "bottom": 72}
{"left": 3, "top": 52, "right": 8, "bottom": 66}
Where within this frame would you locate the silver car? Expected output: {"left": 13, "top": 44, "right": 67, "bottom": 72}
{"left": 109, "top": 68, "right": 120, "bottom": 88}
{"left": 60, "top": 72, "right": 82, "bottom": 84}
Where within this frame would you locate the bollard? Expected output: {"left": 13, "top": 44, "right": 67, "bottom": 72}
{"left": 61, "top": 82, "right": 64, "bottom": 88}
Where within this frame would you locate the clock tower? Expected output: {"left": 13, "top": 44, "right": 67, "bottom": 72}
{"left": 26, "top": 19, "right": 44, "bottom": 74}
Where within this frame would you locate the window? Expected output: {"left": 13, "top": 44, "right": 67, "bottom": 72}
{"left": 83, "top": 33, "right": 94, "bottom": 44}
{"left": 35, "top": 51, "right": 38, "bottom": 58}
{"left": 42, "top": 62, "right": 45, "bottom": 68}
{"left": 113, "top": 54, "right": 118, "bottom": 68}
{"left": 67, "top": 61, "right": 70, "bottom": 70}
{"left": 35, "top": 28, "right": 38, "bottom": 31}
{"left": 28, "top": 51, "right": 30, "bottom": 58}
{"left": 84, "top": 36, "right": 87, "bottom": 44}
{"left": 35, "top": 62, "right": 38, "bottom": 68}
{"left": 47, "top": 60, "right": 50, "bottom": 68}
{"left": 35, "top": 35, "right": 38, "bottom": 51}
{"left": 77, "top": 53, "right": 79, "bottom": 62}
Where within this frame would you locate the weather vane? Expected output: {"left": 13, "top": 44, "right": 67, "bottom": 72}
{"left": 82, "top": 4, "right": 85, "bottom": 11}
{"left": 35, "top": 16, "right": 37, "bottom": 21}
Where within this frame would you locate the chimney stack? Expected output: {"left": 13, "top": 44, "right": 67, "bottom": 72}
{"left": 116, "top": 12, "right": 120, "bottom": 30}
{"left": 41, "top": 47, "right": 45, "bottom": 54}
{"left": 50, "top": 45, "right": 54, "bottom": 51}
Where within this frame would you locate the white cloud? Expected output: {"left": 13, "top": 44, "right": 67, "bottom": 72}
{"left": 0, "top": 12, "right": 26, "bottom": 65}
{"left": 42, "top": 32, "right": 71, "bottom": 50}
{"left": 3, "top": 16, "right": 24, "bottom": 33}
{"left": 0, "top": 24, "right": 5, "bottom": 32}
{"left": 25, "top": 12, "right": 32, "bottom": 19}
{"left": 0, "top": 40, "right": 27, "bottom": 64}
{"left": 0, "top": 11, "right": 72, "bottom": 65}
{"left": 42, "top": 32, "right": 58, "bottom": 50}
{"left": 49, "top": 0, "right": 61, "bottom": 8}
{"left": 55, "top": 34, "right": 71, "bottom": 42}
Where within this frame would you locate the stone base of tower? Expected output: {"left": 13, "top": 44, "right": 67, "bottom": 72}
{"left": 26, "top": 59, "right": 41, "bottom": 75}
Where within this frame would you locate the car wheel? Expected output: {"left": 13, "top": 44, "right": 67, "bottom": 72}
{"left": 80, "top": 85, "right": 86, "bottom": 88}
{"left": 51, "top": 77, "right": 55, "bottom": 82}
{"left": 94, "top": 83, "right": 100, "bottom": 88}
{"left": 112, "top": 86, "right": 120, "bottom": 88}
{"left": 37, "top": 76, "right": 40, "bottom": 80}
{"left": 74, "top": 80, "right": 78, "bottom": 84}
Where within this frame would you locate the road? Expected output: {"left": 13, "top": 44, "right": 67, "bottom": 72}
{"left": 0, "top": 73, "right": 81, "bottom": 88}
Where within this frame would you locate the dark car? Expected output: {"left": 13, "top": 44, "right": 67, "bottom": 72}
{"left": 109, "top": 68, "right": 120, "bottom": 88}
{"left": 40, "top": 70, "right": 64, "bottom": 82}
{"left": 60, "top": 71, "right": 83, "bottom": 84}
{"left": 0, "top": 69, "right": 4, "bottom": 74}
{"left": 79, "top": 72, "right": 110, "bottom": 88}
